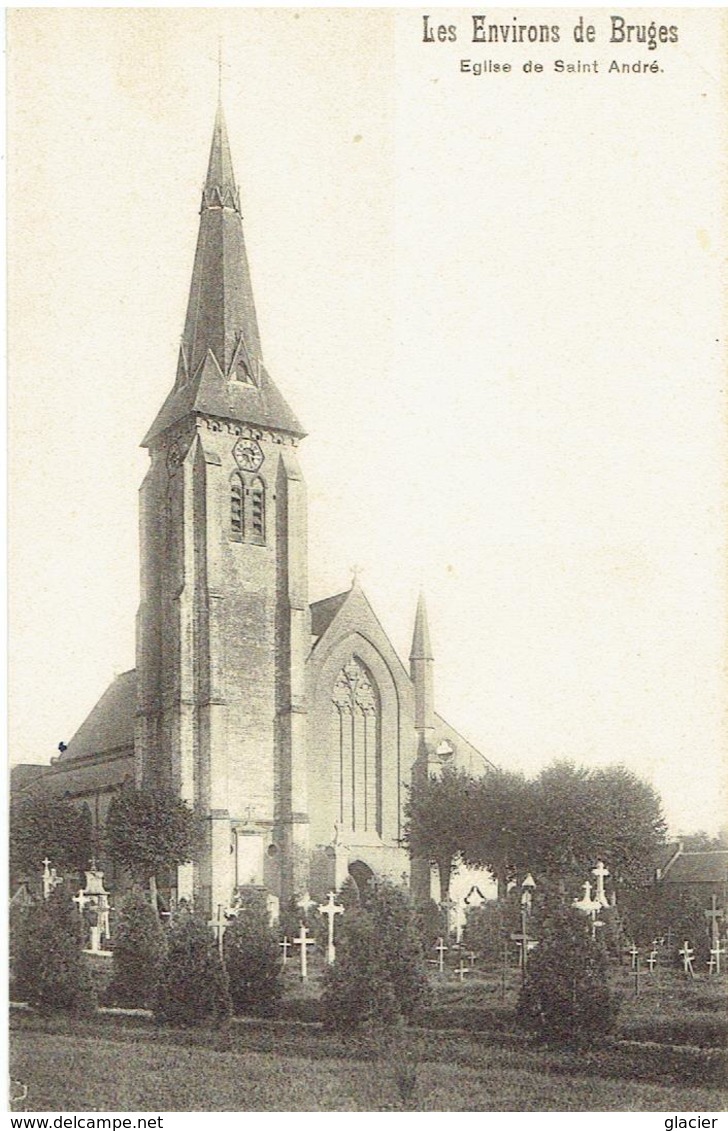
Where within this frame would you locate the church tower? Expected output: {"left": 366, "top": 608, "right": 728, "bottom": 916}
{"left": 135, "top": 103, "right": 310, "bottom": 914}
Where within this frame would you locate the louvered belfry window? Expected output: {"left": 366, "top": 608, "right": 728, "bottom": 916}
{"left": 250, "top": 478, "right": 265, "bottom": 543}
{"left": 231, "top": 476, "right": 244, "bottom": 541}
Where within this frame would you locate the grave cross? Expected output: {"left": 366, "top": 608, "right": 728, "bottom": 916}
{"left": 293, "top": 923, "right": 316, "bottom": 981}
{"left": 279, "top": 936, "right": 291, "bottom": 966}
{"left": 709, "top": 940, "right": 725, "bottom": 976}
{"left": 73, "top": 889, "right": 91, "bottom": 914}
{"left": 679, "top": 940, "right": 695, "bottom": 979}
{"left": 467, "top": 950, "right": 477, "bottom": 968}
{"left": 208, "top": 904, "right": 230, "bottom": 959}
{"left": 318, "top": 891, "right": 344, "bottom": 964}
{"left": 297, "top": 892, "right": 317, "bottom": 918}
{"left": 434, "top": 937, "right": 448, "bottom": 974}
{"left": 704, "top": 895, "right": 724, "bottom": 945}
{"left": 592, "top": 860, "right": 610, "bottom": 908}
{"left": 454, "top": 959, "right": 470, "bottom": 983}
{"left": 646, "top": 948, "right": 659, "bottom": 972}
{"left": 629, "top": 944, "right": 639, "bottom": 970}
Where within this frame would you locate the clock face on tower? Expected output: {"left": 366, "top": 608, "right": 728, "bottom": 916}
{"left": 233, "top": 437, "right": 264, "bottom": 472}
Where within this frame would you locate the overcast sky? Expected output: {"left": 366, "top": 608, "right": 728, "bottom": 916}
{"left": 8, "top": 8, "right": 727, "bottom": 838}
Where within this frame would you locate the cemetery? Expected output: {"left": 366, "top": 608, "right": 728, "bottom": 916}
{"left": 9, "top": 811, "right": 728, "bottom": 1112}
{"left": 8, "top": 46, "right": 727, "bottom": 1114}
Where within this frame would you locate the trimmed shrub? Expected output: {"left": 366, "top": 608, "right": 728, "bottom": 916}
{"left": 13, "top": 890, "right": 93, "bottom": 1014}
{"left": 321, "top": 909, "right": 401, "bottom": 1031}
{"left": 109, "top": 890, "right": 167, "bottom": 1008}
{"left": 321, "top": 881, "right": 430, "bottom": 1032}
{"left": 461, "top": 894, "right": 521, "bottom": 965}
{"left": 517, "top": 902, "right": 618, "bottom": 1046}
{"left": 154, "top": 916, "right": 231, "bottom": 1028}
{"left": 413, "top": 898, "right": 446, "bottom": 952}
{"left": 223, "top": 908, "right": 283, "bottom": 1017}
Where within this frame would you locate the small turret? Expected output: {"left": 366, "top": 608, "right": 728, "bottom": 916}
{"left": 410, "top": 592, "right": 435, "bottom": 746}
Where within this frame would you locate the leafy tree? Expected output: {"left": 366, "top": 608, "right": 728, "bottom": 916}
{"left": 528, "top": 761, "right": 666, "bottom": 887}
{"left": 528, "top": 761, "right": 595, "bottom": 878}
{"left": 10, "top": 794, "right": 93, "bottom": 885}
{"left": 13, "top": 889, "right": 93, "bottom": 1014}
{"left": 619, "top": 885, "right": 710, "bottom": 963}
{"left": 462, "top": 769, "right": 533, "bottom": 896}
{"left": 223, "top": 908, "right": 283, "bottom": 1017}
{"left": 518, "top": 901, "right": 618, "bottom": 1046}
{"left": 403, "top": 766, "right": 474, "bottom": 901}
{"left": 105, "top": 785, "right": 202, "bottom": 912}
{"left": 589, "top": 765, "right": 667, "bottom": 885}
{"left": 679, "top": 831, "right": 727, "bottom": 852}
{"left": 109, "top": 890, "right": 167, "bottom": 1008}
{"left": 154, "top": 916, "right": 231, "bottom": 1028}
{"left": 321, "top": 882, "right": 430, "bottom": 1031}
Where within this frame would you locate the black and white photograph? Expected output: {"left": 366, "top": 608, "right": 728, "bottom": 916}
{"left": 7, "top": 7, "right": 727, "bottom": 1114}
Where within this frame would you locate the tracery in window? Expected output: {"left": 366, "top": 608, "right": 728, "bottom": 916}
{"left": 331, "top": 658, "right": 381, "bottom": 835}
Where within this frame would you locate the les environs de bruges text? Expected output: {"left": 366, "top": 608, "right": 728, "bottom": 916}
{"left": 422, "top": 14, "right": 680, "bottom": 75}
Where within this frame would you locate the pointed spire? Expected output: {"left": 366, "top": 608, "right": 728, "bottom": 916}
{"left": 202, "top": 101, "right": 239, "bottom": 212}
{"left": 410, "top": 591, "right": 434, "bottom": 662}
{"left": 142, "top": 101, "right": 304, "bottom": 446}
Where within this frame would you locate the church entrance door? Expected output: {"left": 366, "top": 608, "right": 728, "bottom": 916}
{"left": 348, "top": 860, "right": 374, "bottom": 898}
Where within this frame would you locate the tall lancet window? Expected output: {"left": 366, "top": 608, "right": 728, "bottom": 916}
{"left": 331, "top": 658, "right": 381, "bottom": 836}
{"left": 230, "top": 476, "right": 244, "bottom": 541}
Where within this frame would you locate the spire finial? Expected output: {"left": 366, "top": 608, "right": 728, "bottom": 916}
{"left": 350, "top": 564, "right": 363, "bottom": 589}
{"left": 410, "top": 590, "right": 434, "bottom": 661}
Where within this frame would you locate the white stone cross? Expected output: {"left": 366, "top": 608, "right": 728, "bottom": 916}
{"left": 454, "top": 959, "right": 470, "bottom": 983}
{"left": 679, "top": 940, "right": 695, "bottom": 978}
{"left": 592, "top": 860, "right": 610, "bottom": 908}
{"left": 573, "top": 880, "right": 601, "bottom": 917}
{"left": 294, "top": 923, "right": 315, "bottom": 980}
{"left": 318, "top": 891, "right": 344, "bottom": 964}
{"left": 434, "top": 936, "right": 448, "bottom": 974}
{"left": 467, "top": 950, "right": 477, "bottom": 968}
{"left": 646, "top": 949, "right": 658, "bottom": 972}
{"left": 73, "top": 889, "right": 91, "bottom": 914}
{"left": 704, "top": 895, "right": 724, "bottom": 945}
{"left": 279, "top": 936, "right": 291, "bottom": 966}
{"left": 297, "top": 892, "right": 317, "bottom": 917}
{"left": 208, "top": 904, "right": 230, "bottom": 959}
{"left": 709, "top": 941, "right": 725, "bottom": 975}
{"left": 629, "top": 944, "right": 639, "bottom": 970}
{"left": 42, "top": 859, "right": 62, "bottom": 900}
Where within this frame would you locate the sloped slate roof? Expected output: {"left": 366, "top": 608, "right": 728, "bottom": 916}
{"left": 310, "top": 590, "right": 350, "bottom": 639}
{"left": 142, "top": 353, "right": 304, "bottom": 446}
{"left": 59, "top": 670, "right": 136, "bottom": 762}
{"left": 663, "top": 850, "right": 728, "bottom": 885}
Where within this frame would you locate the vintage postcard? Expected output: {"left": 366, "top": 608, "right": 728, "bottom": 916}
{"left": 8, "top": 7, "right": 727, "bottom": 1116}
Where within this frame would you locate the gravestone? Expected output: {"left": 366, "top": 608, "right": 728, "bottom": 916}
{"left": 679, "top": 940, "right": 695, "bottom": 979}
{"left": 317, "top": 891, "right": 344, "bottom": 964}
{"left": 293, "top": 923, "right": 315, "bottom": 981}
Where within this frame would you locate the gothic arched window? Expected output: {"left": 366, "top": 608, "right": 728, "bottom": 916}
{"left": 250, "top": 477, "right": 266, "bottom": 544}
{"left": 230, "top": 476, "right": 244, "bottom": 541}
{"left": 331, "top": 657, "right": 381, "bottom": 835}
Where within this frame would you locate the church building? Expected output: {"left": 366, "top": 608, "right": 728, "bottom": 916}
{"left": 15, "top": 104, "right": 492, "bottom": 915}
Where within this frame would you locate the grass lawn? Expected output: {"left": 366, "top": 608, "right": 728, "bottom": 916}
{"left": 10, "top": 963, "right": 727, "bottom": 1111}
